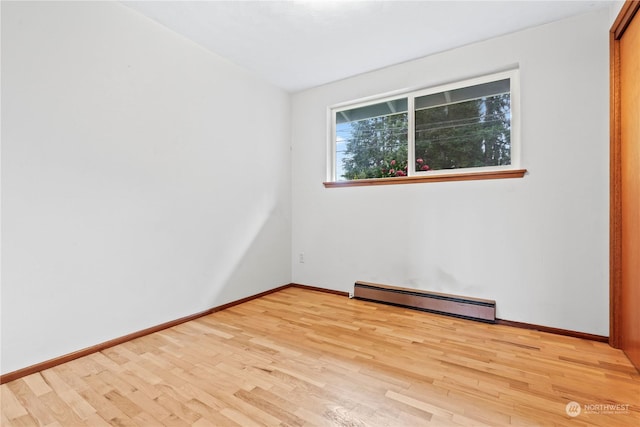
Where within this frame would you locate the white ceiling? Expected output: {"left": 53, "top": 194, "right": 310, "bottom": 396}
{"left": 122, "top": 1, "right": 611, "bottom": 92}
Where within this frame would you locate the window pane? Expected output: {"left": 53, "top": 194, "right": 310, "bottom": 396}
{"left": 414, "top": 81, "right": 511, "bottom": 172}
{"left": 336, "top": 98, "right": 407, "bottom": 124}
{"left": 415, "top": 79, "right": 510, "bottom": 110}
{"left": 337, "top": 99, "right": 408, "bottom": 181}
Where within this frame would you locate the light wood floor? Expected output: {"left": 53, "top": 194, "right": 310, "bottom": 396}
{"left": 2, "top": 287, "right": 639, "bottom": 426}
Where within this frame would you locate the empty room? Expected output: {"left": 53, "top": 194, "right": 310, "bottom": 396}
{"left": 1, "top": 1, "right": 639, "bottom": 426}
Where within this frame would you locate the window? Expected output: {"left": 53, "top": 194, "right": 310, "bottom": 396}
{"left": 327, "top": 70, "right": 523, "bottom": 186}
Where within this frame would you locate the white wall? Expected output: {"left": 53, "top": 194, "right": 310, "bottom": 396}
{"left": 291, "top": 9, "right": 610, "bottom": 335}
{"left": 1, "top": 1, "right": 291, "bottom": 374}
{"left": 610, "top": 1, "right": 626, "bottom": 26}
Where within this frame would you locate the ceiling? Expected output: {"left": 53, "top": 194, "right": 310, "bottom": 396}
{"left": 121, "top": 1, "right": 611, "bottom": 92}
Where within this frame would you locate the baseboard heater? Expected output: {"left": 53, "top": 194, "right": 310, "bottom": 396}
{"left": 353, "top": 281, "right": 496, "bottom": 323}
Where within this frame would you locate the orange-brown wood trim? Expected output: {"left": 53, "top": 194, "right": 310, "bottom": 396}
{"left": 495, "top": 319, "right": 609, "bottom": 343}
{"left": 609, "top": 0, "right": 640, "bottom": 349}
{"left": 613, "top": 0, "right": 640, "bottom": 39}
{"left": 611, "top": 15, "right": 623, "bottom": 349}
{"left": 323, "top": 168, "right": 527, "bottom": 188}
{"left": 291, "top": 283, "right": 350, "bottom": 297}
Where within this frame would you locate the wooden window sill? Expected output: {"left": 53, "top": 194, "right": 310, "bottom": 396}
{"left": 323, "top": 169, "right": 527, "bottom": 188}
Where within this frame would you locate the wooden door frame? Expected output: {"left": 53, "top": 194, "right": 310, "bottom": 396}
{"left": 610, "top": 0, "right": 640, "bottom": 349}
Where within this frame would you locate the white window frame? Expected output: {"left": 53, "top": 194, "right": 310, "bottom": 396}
{"left": 327, "top": 69, "right": 520, "bottom": 183}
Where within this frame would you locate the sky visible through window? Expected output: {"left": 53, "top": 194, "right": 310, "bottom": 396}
{"left": 335, "top": 122, "right": 349, "bottom": 180}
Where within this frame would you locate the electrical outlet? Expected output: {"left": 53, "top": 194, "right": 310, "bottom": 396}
{"left": 299, "top": 253, "right": 305, "bottom": 263}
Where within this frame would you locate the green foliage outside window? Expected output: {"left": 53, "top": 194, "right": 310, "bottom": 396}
{"left": 414, "top": 94, "right": 511, "bottom": 171}
{"left": 341, "top": 113, "right": 408, "bottom": 180}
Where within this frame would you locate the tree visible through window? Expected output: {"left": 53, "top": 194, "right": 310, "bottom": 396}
{"left": 337, "top": 99, "right": 408, "bottom": 180}
{"left": 332, "top": 72, "right": 517, "bottom": 182}
{"left": 414, "top": 79, "right": 511, "bottom": 172}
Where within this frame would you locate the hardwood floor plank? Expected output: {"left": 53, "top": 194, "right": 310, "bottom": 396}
{"left": 219, "top": 407, "right": 262, "bottom": 427}
{"left": 21, "top": 373, "right": 53, "bottom": 397}
{"left": 38, "top": 391, "right": 86, "bottom": 426}
{"left": 76, "top": 385, "right": 128, "bottom": 422}
{"left": 154, "top": 391, "right": 203, "bottom": 425}
{"left": 5, "top": 413, "right": 40, "bottom": 427}
{"left": 2, "top": 288, "right": 639, "bottom": 426}
{"left": 1, "top": 380, "right": 29, "bottom": 421}
{"left": 233, "top": 388, "right": 305, "bottom": 427}
{"left": 6, "top": 379, "right": 58, "bottom": 426}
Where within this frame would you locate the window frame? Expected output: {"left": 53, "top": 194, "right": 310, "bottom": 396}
{"left": 326, "top": 70, "right": 524, "bottom": 186}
